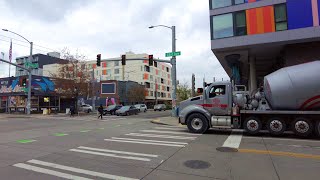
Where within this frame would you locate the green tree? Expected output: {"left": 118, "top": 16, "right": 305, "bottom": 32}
{"left": 177, "top": 82, "right": 191, "bottom": 103}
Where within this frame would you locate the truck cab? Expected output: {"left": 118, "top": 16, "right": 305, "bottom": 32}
{"left": 179, "top": 81, "right": 234, "bottom": 133}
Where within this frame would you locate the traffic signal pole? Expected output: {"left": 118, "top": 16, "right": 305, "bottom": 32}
{"left": 171, "top": 26, "right": 177, "bottom": 117}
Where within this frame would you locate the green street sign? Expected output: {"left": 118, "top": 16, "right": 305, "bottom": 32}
{"left": 25, "top": 62, "right": 39, "bottom": 69}
{"left": 165, "top": 51, "right": 181, "bottom": 57}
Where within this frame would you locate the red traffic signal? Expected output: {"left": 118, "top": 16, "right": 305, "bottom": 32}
{"left": 148, "top": 54, "right": 153, "bottom": 66}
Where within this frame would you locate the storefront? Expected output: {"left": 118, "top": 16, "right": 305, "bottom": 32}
{"left": 0, "top": 75, "right": 74, "bottom": 113}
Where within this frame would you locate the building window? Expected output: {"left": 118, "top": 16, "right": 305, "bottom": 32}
{"left": 115, "top": 69, "right": 120, "bottom": 74}
{"left": 141, "top": 66, "right": 143, "bottom": 71}
{"left": 234, "top": 0, "right": 244, "bottom": 5}
{"left": 154, "top": 62, "right": 158, "bottom": 67}
{"left": 150, "top": 75, "right": 153, "bottom": 81}
{"left": 234, "top": 11, "right": 247, "bottom": 36}
{"left": 212, "top": 13, "right": 234, "bottom": 39}
{"left": 274, "top": 4, "right": 288, "bottom": 31}
{"left": 107, "top": 69, "right": 111, "bottom": 75}
{"left": 145, "top": 65, "right": 150, "bottom": 72}
{"left": 150, "top": 91, "right": 153, "bottom": 97}
{"left": 161, "top": 78, "right": 164, "bottom": 84}
{"left": 166, "top": 67, "right": 169, "bottom": 72}
{"left": 167, "top": 87, "right": 170, "bottom": 92}
{"left": 211, "top": 0, "right": 232, "bottom": 9}
{"left": 145, "top": 82, "right": 151, "bottom": 88}
{"left": 114, "top": 61, "right": 119, "bottom": 66}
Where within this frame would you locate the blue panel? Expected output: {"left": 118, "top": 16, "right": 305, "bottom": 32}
{"left": 101, "top": 83, "right": 115, "bottom": 94}
{"left": 287, "top": 0, "right": 313, "bottom": 29}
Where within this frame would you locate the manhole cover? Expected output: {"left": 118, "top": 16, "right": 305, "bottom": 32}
{"left": 184, "top": 160, "right": 211, "bottom": 169}
{"left": 216, "top": 147, "right": 238, "bottom": 152}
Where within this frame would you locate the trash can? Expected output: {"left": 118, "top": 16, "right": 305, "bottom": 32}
{"left": 66, "top": 108, "right": 70, "bottom": 115}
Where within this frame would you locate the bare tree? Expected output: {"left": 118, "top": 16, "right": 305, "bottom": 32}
{"left": 127, "top": 85, "right": 146, "bottom": 104}
{"left": 50, "top": 47, "right": 92, "bottom": 98}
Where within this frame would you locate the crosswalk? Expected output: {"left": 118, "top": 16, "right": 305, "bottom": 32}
{"left": 12, "top": 125, "right": 202, "bottom": 179}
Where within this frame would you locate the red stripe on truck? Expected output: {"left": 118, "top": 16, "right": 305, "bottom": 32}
{"left": 300, "top": 95, "right": 320, "bottom": 110}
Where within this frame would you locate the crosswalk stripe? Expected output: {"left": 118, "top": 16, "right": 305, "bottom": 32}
{"left": 25, "top": 159, "right": 139, "bottom": 180}
{"left": 77, "top": 146, "right": 159, "bottom": 157}
{"left": 222, "top": 130, "right": 243, "bottom": 149}
{"left": 111, "top": 137, "right": 188, "bottom": 144}
{"left": 126, "top": 133, "right": 196, "bottom": 140}
{"left": 140, "top": 130, "right": 201, "bottom": 135}
{"left": 13, "top": 163, "right": 92, "bottom": 180}
{"left": 69, "top": 149, "right": 151, "bottom": 161}
{"left": 154, "top": 127, "right": 186, "bottom": 130}
{"left": 104, "top": 139, "right": 185, "bottom": 147}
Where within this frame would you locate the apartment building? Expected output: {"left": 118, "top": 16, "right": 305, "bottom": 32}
{"left": 210, "top": 0, "right": 320, "bottom": 91}
{"left": 43, "top": 52, "right": 172, "bottom": 106}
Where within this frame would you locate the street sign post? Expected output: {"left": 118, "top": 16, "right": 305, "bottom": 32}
{"left": 165, "top": 51, "right": 181, "bottom": 57}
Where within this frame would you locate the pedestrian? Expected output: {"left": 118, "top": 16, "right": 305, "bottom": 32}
{"left": 70, "top": 105, "right": 75, "bottom": 117}
{"left": 98, "top": 104, "right": 103, "bottom": 119}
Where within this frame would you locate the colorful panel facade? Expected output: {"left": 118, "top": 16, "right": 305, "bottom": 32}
{"left": 287, "top": 0, "right": 313, "bottom": 29}
{"left": 246, "top": 6, "right": 275, "bottom": 35}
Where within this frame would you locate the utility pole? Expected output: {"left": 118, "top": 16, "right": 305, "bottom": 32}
{"left": 171, "top": 26, "right": 177, "bottom": 117}
{"left": 92, "top": 68, "right": 96, "bottom": 111}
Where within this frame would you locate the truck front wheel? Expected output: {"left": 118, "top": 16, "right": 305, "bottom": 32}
{"left": 244, "top": 117, "right": 262, "bottom": 135}
{"left": 187, "top": 113, "right": 209, "bottom": 134}
{"left": 292, "top": 118, "right": 313, "bottom": 137}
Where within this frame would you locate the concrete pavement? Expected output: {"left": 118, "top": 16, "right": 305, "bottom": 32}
{"left": 0, "top": 112, "right": 319, "bottom": 179}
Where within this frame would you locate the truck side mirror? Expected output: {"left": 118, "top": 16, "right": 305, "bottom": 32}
{"left": 197, "top": 88, "right": 203, "bottom": 93}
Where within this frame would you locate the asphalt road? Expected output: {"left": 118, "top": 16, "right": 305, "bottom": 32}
{"left": 0, "top": 112, "right": 319, "bottom": 180}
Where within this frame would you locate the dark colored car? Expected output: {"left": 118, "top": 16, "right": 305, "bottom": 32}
{"left": 154, "top": 104, "right": 166, "bottom": 111}
{"left": 115, "top": 106, "right": 139, "bottom": 116}
{"left": 103, "top": 105, "right": 123, "bottom": 115}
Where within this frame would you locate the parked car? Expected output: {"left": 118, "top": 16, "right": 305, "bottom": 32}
{"left": 103, "top": 105, "right": 123, "bottom": 115}
{"left": 134, "top": 104, "right": 147, "bottom": 112}
{"left": 79, "top": 104, "right": 93, "bottom": 113}
{"left": 154, "top": 104, "right": 166, "bottom": 111}
{"left": 115, "top": 106, "right": 139, "bottom": 116}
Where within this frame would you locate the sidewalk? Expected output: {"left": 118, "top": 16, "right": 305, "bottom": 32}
{"left": 150, "top": 116, "right": 185, "bottom": 127}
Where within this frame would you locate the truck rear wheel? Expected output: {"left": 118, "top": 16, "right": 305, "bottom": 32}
{"left": 315, "top": 121, "right": 320, "bottom": 137}
{"left": 267, "top": 118, "right": 286, "bottom": 136}
{"left": 244, "top": 117, "right": 262, "bottom": 135}
{"left": 187, "top": 113, "right": 208, "bottom": 134}
{"left": 292, "top": 118, "right": 313, "bottom": 137}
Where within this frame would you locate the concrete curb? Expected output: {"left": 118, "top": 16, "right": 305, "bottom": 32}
{"left": 150, "top": 119, "right": 175, "bottom": 126}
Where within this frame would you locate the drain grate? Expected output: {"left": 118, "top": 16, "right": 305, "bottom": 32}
{"left": 216, "top": 147, "right": 238, "bottom": 152}
{"left": 184, "top": 160, "right": 211, "bottom": 169}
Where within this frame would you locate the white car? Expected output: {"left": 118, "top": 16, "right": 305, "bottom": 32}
{"left": 79, "top": 104, "right": 93, "bottom": 113}
{"left": 134, "top": 104, "right": 147, "bottom": 112}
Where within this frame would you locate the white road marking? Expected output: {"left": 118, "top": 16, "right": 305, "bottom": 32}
{"left": 244, "top": 136, "right": 320, "bottom": 143}
{"left": 23, "top": 159, "right": 139, "bottom": 180}
{"left": 126, "top": 133, "right": 196, "bottom": 140}
{"left": 13, "top": 163, "right": 92, "bottom": 180}
{"left": 222, "top": 130, "right": 243, "bottom": 149}
{"left": 140, "top": 130, "right": 201, "bottom": 135}
{"left": 104, "top": 139, "right": 185, "bottom": 147}
{"left": 154, "top": 127, "right": 186, "bottom": 130}
{"left": 77, "top": 146, "right": 159, "bottom": 157}
{"left": 111, "top": 137, "right": 188, "bottom": 144}
{"left": 69, "top": 149, "right": 151, "bottom": 161}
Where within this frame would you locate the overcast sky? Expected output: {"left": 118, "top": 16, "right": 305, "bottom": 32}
{"left": 0, "top": 0, "right": 229, "bottom": 87}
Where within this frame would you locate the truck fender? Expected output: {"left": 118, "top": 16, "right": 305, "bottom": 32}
{"left": 179, "top": 105, "right": 211, "bottom": 126}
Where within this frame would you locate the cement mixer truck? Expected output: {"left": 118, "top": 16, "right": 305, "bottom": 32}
{"left": 178, "top": 61, "right": 320, "bottom": 137}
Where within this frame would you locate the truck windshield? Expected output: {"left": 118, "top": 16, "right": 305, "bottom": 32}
{"left": 209, "top": 85, "right": 226, "bottom": 98}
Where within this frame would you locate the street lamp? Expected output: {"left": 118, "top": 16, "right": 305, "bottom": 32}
{"left": 149, "top": 25, "right": 177, "bottom": 117}
{"left": 2, "top": 29, "right": 33, "bottom": 115}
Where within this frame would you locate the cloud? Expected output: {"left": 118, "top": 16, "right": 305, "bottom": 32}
{"left": 3, "top": 0, "right": 90, "bottom": 23}
{"left": 0, "top": 0, "right": 228, "bottom": 88}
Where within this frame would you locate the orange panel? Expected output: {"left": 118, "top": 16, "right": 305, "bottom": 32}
{"left": 144, "top": 60, "right": 148, "bottom": 64}
{"left": 102, "top": 70, "right": 107, "bottom": 75}
{"left": 92, "top": 64, "right": 97, "bottom": 69}
{"left": 144, "top": 73, "right": 149, "bottom": 80}
{"left": 246, "top": 6, "right": 275, "bottom": 35}
{"left": 156, "top": 69, "right": 159, "bottom": 75}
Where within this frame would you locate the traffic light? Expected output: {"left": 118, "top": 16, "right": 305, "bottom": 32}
{"left": 22, "top": 77, "right": 27, "bottom": 87}
{"left": 148, "top": 55, "right": 153, "bottom": 66}
{"left": 121, "top": 55, "right": 126, "bottom": 65}
{"left": 96, "top": 54, "right": 101, "bottom": 66}
{"left": 192, "top": 74, "right": 195, "bottom": 97}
